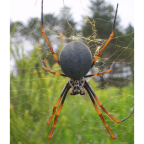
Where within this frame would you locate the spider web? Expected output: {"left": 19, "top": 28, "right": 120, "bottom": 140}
{"left": 10, "top": 1, "right": 134, "bottom": 144}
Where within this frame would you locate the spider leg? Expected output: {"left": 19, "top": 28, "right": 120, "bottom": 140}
{"left": 47, "top": 82, "right": 69, "bottom": 125}
{"left": 38, "top": 56, "right": 67, "bottom": 77}
{"left": 48, "top": 85, "right": 71, "bottom": 139}
{"left": 91, "top": 4, "right": 118, "bottom": 67}
{"left": 85, "top": 61, "right": 114, "bottom": 78}
{"left": 85, "top": 81, "right": 134, "bottom": 123}
{"left": 47, "top": 111, "right": 56, "bottom": 138}
{"left": 41, "top": 0, "right": 60, "bottom": 64}
{"left": 82, "top": 88, "right": 85, "bottom": 95}
{"left": 84, "top": 85, "right": 117, "bottom": 139}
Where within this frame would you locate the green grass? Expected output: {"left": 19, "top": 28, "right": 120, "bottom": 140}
{"left": 10, "top": 66, "right": 134, "bottom": 144}
{"left": 10, "top": 44, "right": 134, "bottom": 144}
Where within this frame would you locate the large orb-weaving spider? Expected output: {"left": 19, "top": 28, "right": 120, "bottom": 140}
{"left": 39, "top": 0, "right": 134, "bottom": 139}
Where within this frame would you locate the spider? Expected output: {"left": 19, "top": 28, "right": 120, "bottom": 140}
{"left": 39, "top": 0, "right": 134, "bottom": 140}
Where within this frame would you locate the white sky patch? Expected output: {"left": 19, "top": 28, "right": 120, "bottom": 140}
{"left": 10, "top": 0, "right": 134, "bottom": 29}
{"left": 105, "top": 0, "right": 134, "bottom": 28}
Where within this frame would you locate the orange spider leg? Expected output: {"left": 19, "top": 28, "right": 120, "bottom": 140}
{"left": 85, "top": 81, "right": 134, "bottom": 123}
{"left": 82, "top": 88, "right": 85, "bottom": 94}
{"left": 47, "top": 83, "right": 69, "bottom": 125}
{"left": 91, "top": 4, "right": 118, "bottom": 67}
{"left": 41, "top": 0, "right": 60, "bottom": 64}
{"left": 38, "top": 56, "right": 67, "bottom": 77}
{"left": 48, "top": 86, "right": 70, "bottom": 139}
{"left": 85, "top": 85, "right": 117, "bottom": 139}
{"left": 85, "top": 62, "right": 114, "bottom": 78}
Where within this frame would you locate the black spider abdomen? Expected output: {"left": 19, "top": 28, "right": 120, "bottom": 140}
{"left": 59, "top": 41, "right": 92, "bottom": 79}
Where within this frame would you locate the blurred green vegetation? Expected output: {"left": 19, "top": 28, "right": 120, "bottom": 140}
{"left": 10, "top": 43, "right": 134, "bottom": 144}
{"left": 10, "top": 0, "right": 134, "bottom": 143}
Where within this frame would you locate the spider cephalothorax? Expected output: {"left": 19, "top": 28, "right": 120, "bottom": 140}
{"left": 69, "top": 78, "right": 85, "bottom": 95}
{"left": 39, "top": 0, "right": 134, "bottom": 140}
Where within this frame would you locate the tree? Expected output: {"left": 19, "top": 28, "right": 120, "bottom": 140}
{"left": 58, "top": 6, "right": 77, "bottom": 41}
{"left": 82, "top": 0, "right": 134, "bottom": 88}
{"left": 10, "top": 7, "right": 77, "bottom": 66}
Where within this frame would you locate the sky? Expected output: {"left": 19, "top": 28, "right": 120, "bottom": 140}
{"left": 10, "top": 0, "right": 134, "bottom": 30}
